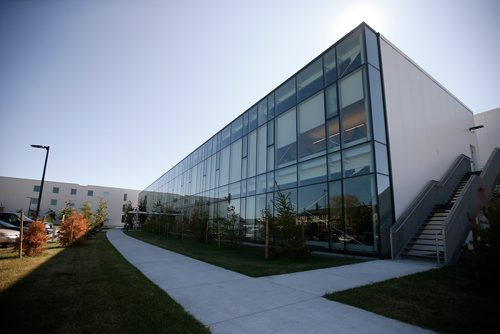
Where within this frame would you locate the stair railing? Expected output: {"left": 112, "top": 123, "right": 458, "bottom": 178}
{"left": 441, "top": 147, "right": 500, "bottom": 264}
{"left": 390, "top": 154, "right": 471, "bottom": 260}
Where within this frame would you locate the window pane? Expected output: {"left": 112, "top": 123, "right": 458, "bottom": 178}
{"left": 368, "top": 66, "right": 387, "bottom": 144}
{"left": 325, "top": 83, "right": 338, "bottom": 118}
{"left": 299, "top": 183, "right": 328, "bottom": 247}
{"left": 275, "top": 165, "right": 297, "bottom": 190}
{"left": 298, "top": 92, "right": 326, "bottom": 161}
{"left": 297, "top": 58, "right": 323, "bottom": 102}
{"left": 343, "top": 174, "right": 376, "bottom": 252}
{"left": 243, "top": 112, "right": 249, "bottom": 135}
{"left": 275, "top": 78, "right": 296, "bottom": 115}
{"left": 327, "top": 117, "right": 341, "bottom": 152}
{"left": 267, "top": 171, "right": 275, "bottom": 192}
{"left": 267, "top": 146, "right": 274, "bottom": 172}
{"left": 258, "top": 98, "right": 267, "bottom": 126}
{"left": 256, "top": 174, "right": 267, "bottom": 194}
{"left": 247, "top": 176, "right": 256, "bottom": 196}
{"left": 275, "top": 108, "right": 297, "bottom": 168}
{"left": 328, "top": 180, "right": 344, "bottom": 249}
{"left": 375, "top": 142, "right": 389, "bottom": 175}
{"left": 267, "top": 119, "right": 274, "bottom": 145}
{"left": 340, "top": 69, "right": 369, "bottom": 147}
{"left": 229, "top": 181, "right": 241, "bottom": 199}
{"left": 231, "top": 117, "right": 243, "bottom": 142}
{"left": 323, "top": 47, "right": 337, "bottom": 86}
{"left": 245, "top": 195, "right": 256, "bottom": 237}
{"left": 50, "top": 199, "right": 57, "bottom": 206}
{"left": 248, "top": 130, "right": 257, "bottom": 177}
{"left": 328, "top": 152, "right": 342, "bottom": 180}
{"left": 343, "top": 143, "right": 373, "bottom": 178}
{"left": 221, "top": 126, "right": 231, "bottom": 148}
{"left": 220, "top": 146, "right": 230, "bottom": 185}
{"left": 257, "top": 125, "right": 267, "bottom": 175}
{"left": 52, "top": 187, "right": 59, "bottom": 194}
{"left": 230, "top": 139, "right": 242, "bottom": 183}
{"left": 298, "top": 156, "right": 327, "bottom": 186}
{"left": 377, "top": 174, "right": 393, "bottom": 256}
{"left": 267, "top": 92, "right": 275, "bottom": 120}
{"left": 249, "top": 106, "right": 258, "bottom": 132}
{"left": 242, "top": 135, "right": 248, "bottom": 157}
{"left": 337, "top": 28, "right": 364, "bottom": 78}
{"left": 365, "top": 27, "right": 380, "bottom": 69}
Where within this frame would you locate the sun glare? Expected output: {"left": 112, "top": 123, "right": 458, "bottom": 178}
{"left": 335, "top": 3, "right": 386, "bottom": 37}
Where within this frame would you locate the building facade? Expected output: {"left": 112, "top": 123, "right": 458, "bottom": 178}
{"left": 139, "top": 23, "right": 479, "bottom": 258}
{"left": 0, "top": 176, "right": 140, "bottom": 227}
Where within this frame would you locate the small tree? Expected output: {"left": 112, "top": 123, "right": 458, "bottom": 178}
{"left": 123, "top": 201, "right": 134, "bottom": 230}
{"left": 15, "top": 220, "right": 48, "bottom": 256}
{"left": 222, "top": 205, "right": 244, "bottom": 247}
{"left": 189, "top": 206, "right": 209, "bottom": 242}
{"left": 59, "top": 209, "right": 88, "bottom": 246}
{"left": 45, "top": 208, "right": 57, "bottom": 223}
{"left": 59, "top": 202, "right": 74, "bottom": 222}
{"left": 273, "top": 189, "right": 309, "bottom": 259}
{"left": 95, "top": 198, "right": 109, "bottom": 229}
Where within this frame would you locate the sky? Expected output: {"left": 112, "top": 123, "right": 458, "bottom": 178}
{"left": 1, "top": 0, "right": 499, "bottom": 191}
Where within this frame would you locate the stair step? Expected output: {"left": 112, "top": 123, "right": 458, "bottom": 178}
{"left": 409, "top": 239, "right": 444, "bottom": 246}
{"left": 404, "top": 249, "right": 444, "bottom": 257}
{"left": 412, "top": 235, "right": 443, "bottom": 241}
{"left": 405, "top": 244, "right": 444, "bottom": 252}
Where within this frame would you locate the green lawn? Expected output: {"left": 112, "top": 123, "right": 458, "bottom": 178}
{"left": 0, "top": 232, "right": 209, "bottom": 333}
{"left": 125, "top": 230, "right": 364, "bottom": 277}
{"left": 325, "top": 261, "right": 498, "bottom": 333}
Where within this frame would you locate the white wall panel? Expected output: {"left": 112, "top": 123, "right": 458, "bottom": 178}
{"left": 474, "top": 108, "right": 500, "bottom": 168}
{"left": 380, "top": 37, "right": 478, "bottom": 219}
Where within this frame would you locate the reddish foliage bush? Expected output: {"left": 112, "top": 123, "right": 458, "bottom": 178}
{"left": 58, "top": 209, "right": 88, "bottom": 246}
{"left": 14, "top": 220, "right": 48, "bottom": 256}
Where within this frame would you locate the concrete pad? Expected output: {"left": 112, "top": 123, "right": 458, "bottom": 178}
{"left": 260, "top": 270, "right": 371, "bottom": 296}
{"left": 211, "top": 297, "right": 434, "bottom": 334}
{"left": 262, "top": 259, "right": 436, "bottom": 296}
{"left": 168, "top": 277, "right": 314, "bottom": 325}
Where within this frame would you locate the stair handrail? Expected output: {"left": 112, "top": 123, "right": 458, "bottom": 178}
{"left": 390, "top": 154, "right": 471, "bottom": 260}
{"left": 442, "top": 147, "right": 500, "bottom": 264}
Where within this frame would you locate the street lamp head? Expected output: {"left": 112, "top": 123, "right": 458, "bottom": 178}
{"left": 31, "top": 144, "right": 49, "bottom": 150}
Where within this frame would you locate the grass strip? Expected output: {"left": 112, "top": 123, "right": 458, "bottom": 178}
{"left": 325, "top": 262, "right": 498, "bottom": 333}
{"left": 0, "top": 232, "right": 209, "bottom": 333}
{"left": 125, "top": 230, "right": 363, "bottom": 277}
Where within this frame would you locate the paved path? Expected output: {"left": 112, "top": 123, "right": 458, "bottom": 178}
{"left": 107, "top": 229, "right": 435, "bottom": 333}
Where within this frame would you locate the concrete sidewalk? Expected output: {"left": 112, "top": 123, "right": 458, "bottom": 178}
{"left": 107, "top": 229, "right": 435, "bottom": 333}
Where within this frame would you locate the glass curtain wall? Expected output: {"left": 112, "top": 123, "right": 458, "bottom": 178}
{"left": 139, "top": 24, "right": 393, "bottom": 257}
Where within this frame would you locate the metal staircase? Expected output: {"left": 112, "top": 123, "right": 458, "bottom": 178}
{"left": 401, "top": 172, "right": 479, "bottom": 263}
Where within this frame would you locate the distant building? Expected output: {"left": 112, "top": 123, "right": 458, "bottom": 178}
{"left": 0, "top": 176, "right": 140, "bottom": 227}
{"left": 139, "top": 23, "right": 499, "bottom": 261}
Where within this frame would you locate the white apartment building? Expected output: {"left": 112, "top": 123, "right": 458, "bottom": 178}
{"left": 0, "top": 176, "right": 140, "bottom": 227}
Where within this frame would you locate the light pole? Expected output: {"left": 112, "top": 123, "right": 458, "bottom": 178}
{"left": 31, "top": 144, "right": 50, "bottom": 219}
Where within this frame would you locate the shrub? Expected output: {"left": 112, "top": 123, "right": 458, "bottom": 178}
{"left": 59, "top": 209, "right": 88, "bottom": 246}
{"left": 14, "top": 220, "right": 48, "bottom": 256}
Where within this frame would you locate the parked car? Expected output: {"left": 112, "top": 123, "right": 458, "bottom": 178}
{"left": 0, "top": 212, "right": 54, "bottom": 235}
{"left": 0, "top": 220, "right": 20, "bottom": 246}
